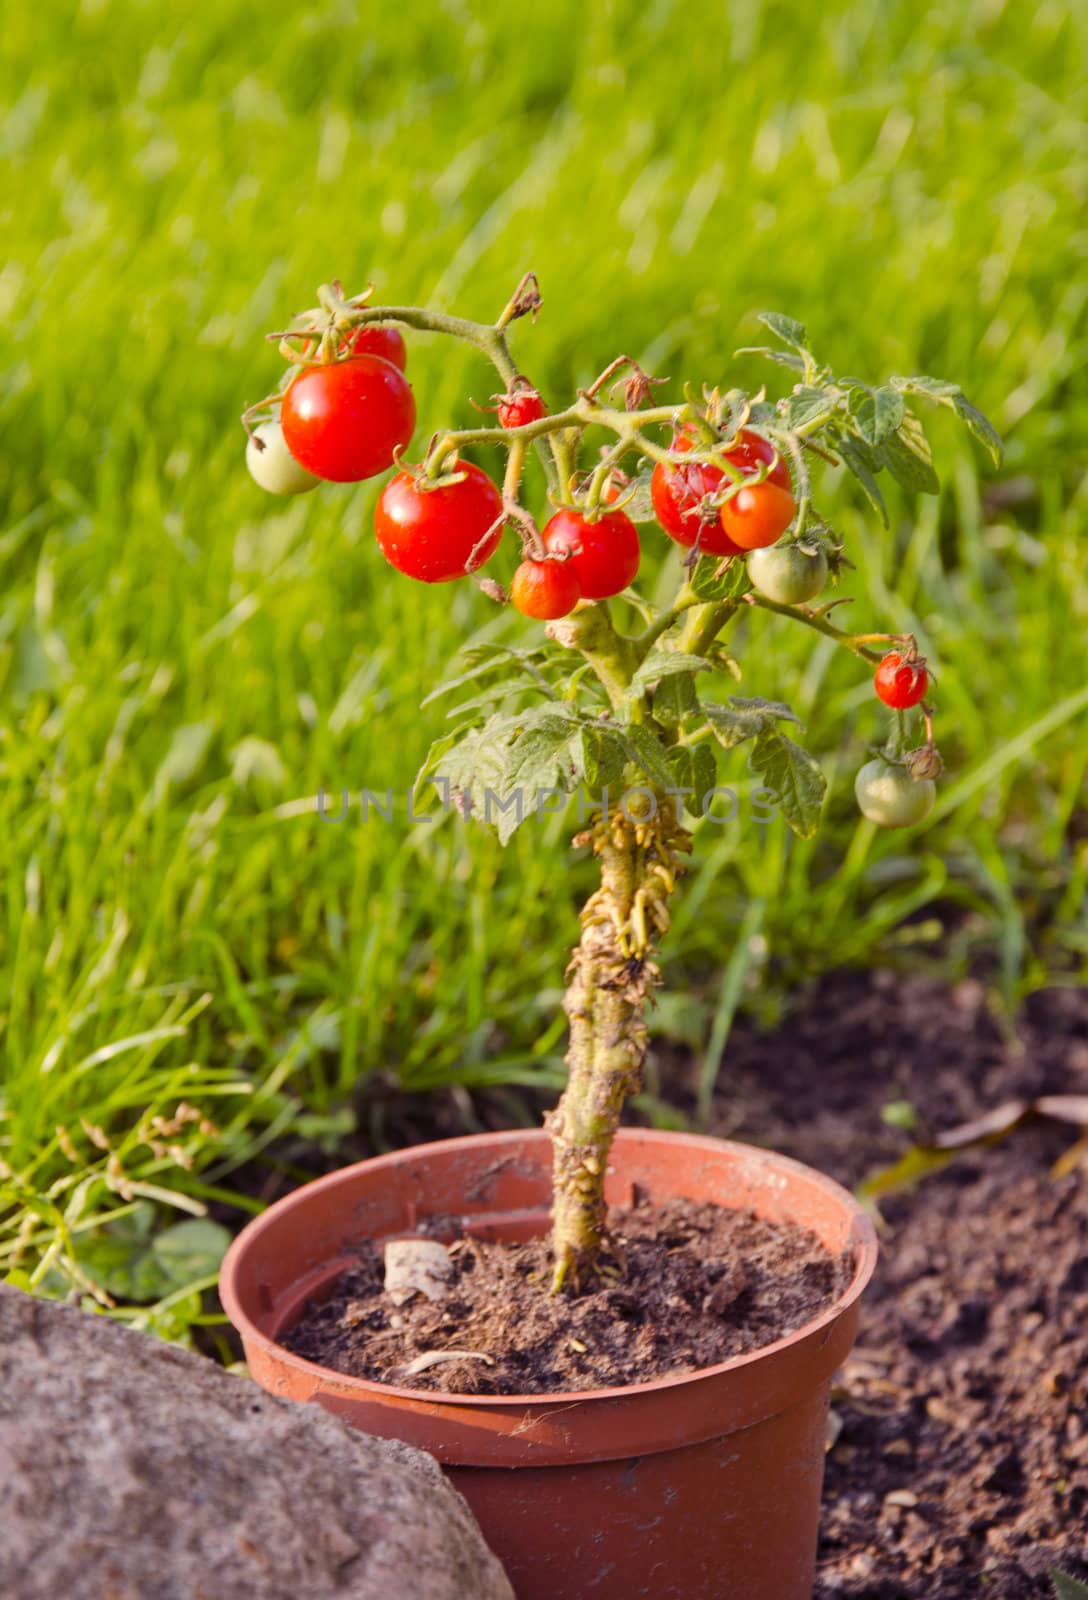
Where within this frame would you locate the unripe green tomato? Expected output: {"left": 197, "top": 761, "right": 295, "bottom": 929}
{"left": 747, "top": 543, "right": 828, "bottom": 605}
{"left": 854, "top": 758, "right": 936, "bottom": 828}
{"left": 246, "top": 420, "right": 320, "bottom": 496}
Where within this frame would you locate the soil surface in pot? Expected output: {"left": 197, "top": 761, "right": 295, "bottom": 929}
{"left": 281, "top": 1195, "right": 852, "bottom": 1394}
{"left": 672, "top": 970, "right": 1088, "bottom": 1600}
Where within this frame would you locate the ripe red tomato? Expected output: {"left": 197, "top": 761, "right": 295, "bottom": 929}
{"left": 724, "top": 428, "right": 791, "bottom": 491}
{"left": 873, "top": 651, "right": 929, "bottom": 709}
{"left": 281, "top": 357, "right": 415, "bottom": 482}
{"left": 650, "top": 440, "right": 741, "bottom": 556}
{"left": 652, "top": 430, "right": 794, "bottom": 555}
{"left": 510, "top": 557, "right": 581, "bottom": 619}
{"left": 374, "top": 463, "right": 503, "bottom": 583}
{"left": 719, "top": 480, "right": 796, "bottom": 550}
{"left": 498, "top": 385, "right": 546, "bottom": 429}
{"left": 345, "top": 324, "right": 408, "bottom": 371}
{"left": 542, "top": 507, "right": 640, "bottom": 599}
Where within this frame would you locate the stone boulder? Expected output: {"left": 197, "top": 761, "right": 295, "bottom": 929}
{"left": 0, "top": 1284, "right": 513, "bottom": 1600}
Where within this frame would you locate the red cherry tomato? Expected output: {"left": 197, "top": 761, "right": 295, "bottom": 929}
{"left": 345, "top": 324, "right": 408, "bottom": 371}
{"left": 510, "top": 558, "right": 581, "bottom": 619}
{"left": 719, "top": 480, "right": 796, "bottom": 550}
{"left": 374, "top": 463, "right": 503, "bottom": 583}
{"left": 724, "top": 428, "right": 791, "bottom": 491}
{"left": 281, "top": 357, "right": 415, "bottom": 482}
{"left": 650, "top": 438, "right": 742, "bottom": 556}
{"left": 498, "top": 386, "right": 546, "bottom": 429}
{"left": 873, "top": 651, "right": 930, "bottom": 709}
{"left": 542, "top": 507, "right": 640, "bottom": 599}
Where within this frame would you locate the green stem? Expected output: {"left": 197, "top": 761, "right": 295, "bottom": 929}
{"left": 745, "top": 593, "right": 885, "bottom": 662}
{"left": 679, "top": 598, "right": 740, "bottom": 658}
{"left": 546, "top": 602, "right": 639, "bottom": 713}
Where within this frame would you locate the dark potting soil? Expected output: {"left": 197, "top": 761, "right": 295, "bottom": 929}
{"left": 281, "top": 1195, "right": 853, "bottom": 1395}
{"left": 682, "top": 970, "right": 1088, "bottom": 1600}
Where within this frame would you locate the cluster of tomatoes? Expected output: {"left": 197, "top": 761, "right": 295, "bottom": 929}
{"left": 245, "top": 332, "right": 808, "bottom": 618}
{"left": 245, "top": 323, "right": 941, "bottom": 830}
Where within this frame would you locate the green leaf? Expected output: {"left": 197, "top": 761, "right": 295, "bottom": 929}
{"left": 580, "top": 723, "right": 628, "bottom": 791}
{"left": 877, "top": 411, "right": 940, "bottom": 495}
{"left": 784, "top": 386, "right": 833, "bottom": 431}
{"left": 704, "top": 696, "right": 801, "bottom": 750}
{"left": 890, "top": 374, "right": 961, "bottom": 400}
{"left": 847, "top": 384, "right": 905, "bottom": 446}
{"left": 838, "top": 435, "right": 889, "bottom": 526}
{"left": 666, "top": 743, "right": 718, "bottom": 816}
{"left": 735, "top": 346, "right": 806, "bottom": 373}
{"left": 440, "top": 706, "right": 584, "bottom": 842}
{"left": 756, "top": 311, "right": 808, "bottom": 351}
{"left": 73, "top": 1206, "right": 231, "bottom": 1302}
{"left": 652, "top": 671, "right": 701, "bottom": 726}
{"left": 749, "top": 729, "right": 826, "bottom": 837}
{"left": 890, "top": 376, "right": 1004, "bottom": 468}
{"left": 616, "top": 465, "right": 657, "bottom": 524}
{"left": 422, "top": 644, "right": 554, "bottom": 707}
{"left": 953, "top": 393, "right": 1004, "bottom": 465}
{"left": 619, "top": 724, "right": 676, "bottom": 790}
{"left": 629, "top": 649, "right": 713, "bottom": 694}
{"left": 690, "top": 555, "right": 751, "bottom": 603}
{"left": 1050, "top": 1570, "right": 1088, "bottom": 1600}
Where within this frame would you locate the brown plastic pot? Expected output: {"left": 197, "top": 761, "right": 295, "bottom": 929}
{"left": 221, "top": 1129, "right": 877, "bottom": 1600}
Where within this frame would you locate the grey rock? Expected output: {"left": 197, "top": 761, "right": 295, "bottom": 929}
{"left": 0, "top": 1284, "right": 513, "bottom": 1600}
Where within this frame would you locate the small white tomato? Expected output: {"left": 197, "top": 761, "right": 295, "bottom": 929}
{"left": 245, "top": 420, "right": 320, "bottom": 496}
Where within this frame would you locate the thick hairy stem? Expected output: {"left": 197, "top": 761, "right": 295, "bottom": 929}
{"left": 547, "top": 798, "right": 691, "bottom": 1292}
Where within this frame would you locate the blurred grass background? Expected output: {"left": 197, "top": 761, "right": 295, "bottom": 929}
{"left": 1, "top": 0, "right": 1086, "bottom": 1330}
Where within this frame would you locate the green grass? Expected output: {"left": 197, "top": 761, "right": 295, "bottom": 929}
{"left": 1, "top": 0, "right": 1086, "bottom": 1328}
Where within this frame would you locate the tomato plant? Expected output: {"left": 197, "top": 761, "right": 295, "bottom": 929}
{"left": 281, "top": 356, "right": 415, "bottom": 482}
{"left": 542, "top": 507, "right": 640, "bottom": 599}
{"left": 374, "top": 463, "right": 503, "bottom": 583}
{"left": 511, "top": 557, "right": 581, "bottom": 619}
{"left": 244, "top": 276, "right": 1001, "bottom": 1293}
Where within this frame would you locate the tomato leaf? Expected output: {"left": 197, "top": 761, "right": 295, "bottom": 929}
{"left": 580, "top": 723, "right": 628, "bottom": 791}
{"left": 618, "top": 724, "right": 676, "bottom": 791}
{"left": 1050, "top": 1569, "right": 1088, "bottom": 1600}
{"left": 735, "top": 346, "right": 806, "bottom": 373}
{"left": 629, "top": 650, "right": 713, "bottom": 694}
{"left": 783, "top": 386, "right": 834, "bottom": 431}
{"left": 756, "top": 311, "right": 808, "bottom": 351}
{"left": 748, "top": 728, "right": 826, "bottom": 837}
{"left": 652, "top": 671, "right": 701, "bottom": 726}
{"left": 952, "top": 393, "right": 1004, "bottom": 466}
{"left": 847, "top": 384, "right": 905, "bottom": 446}
{"left": 890, "top": 376, "right": 1004, "bottom": 468}
{"left": 666, "top": 742, "right": 718, "bottom": 816}
{"left": 690, "top": 555, "right": 751, "bottom": 603}
{"left": 877, "top": 411, "right": 940, "bottom": 495}
{"left": 703, "top": 695, "right": 801, "bottom": 750}
{"left": 837, "top": 435, "right": 889, "bottom": 526}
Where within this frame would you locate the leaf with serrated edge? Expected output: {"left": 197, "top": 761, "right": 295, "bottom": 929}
{"left": 619, "top": 724, "right": 675, "bottom": 789}
{"left": 580, "top": 724, "right": 628, "bottom": 791}
{"left": 953, "top": 394, "right": 1004, "bottom": 465}
{"left": 848, "top": 385, "right": 905, "bottom": 446}
{"left": 1050, "top": 1570, "right": 1088, "bottom": 1600}
{"left": 748, "top": 729, "right": 826, "bottom": 838}
{"left": 629, "top": 650, "right": 713, "bottom": 693}
{"left": 654, "top": 672, "right": 700, "bottom": 726}
{"left": 756, "top": 311, "right": 808, "bottom": 350}
{"left": 691, "top": 556, "right": 751, "bottom": 603}
{"left": 666, "top": 743, "right": 718, "bottom": 816}
{"left": 838, "top": 436, "right": 889, "bottom": 526}
{"left": 785, "top": 386, "right": 834, "bottom": 430}
{"left": 878, "top": 411, "right": 939, "bottom": 494}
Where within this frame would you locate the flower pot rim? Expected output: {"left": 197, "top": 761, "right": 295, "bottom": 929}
{"left": 220, "top": 1127, "right": 877, "bottom": 1410}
